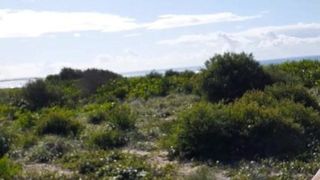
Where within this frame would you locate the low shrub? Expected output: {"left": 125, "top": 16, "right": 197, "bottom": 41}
{"left": 61, "top": 151, "right": 152, "bottom": 179}
{"left": 169, "top": 91, "right": 320, "bottom": 160}
{"left": 107, "top": 105, "right": 136, "bottom": 130}
{"left": 87, "top": 111, "right": 107, "bottom": 124}
{"left": 22, "top": 79, "right": 59, "bottom": 110}
{"left": 37, "top": 111, "right": 82, "bottom": 136}
{"left": 29, "top": 137, "right": 70, "bottom": 163}
{"left": 0, "top": 133, "right": 9, "bottom": 158}
{"left": 265, "top": 83, "right": 320, "bottom": 111}
{"left": 0, "top": 156, "right": 21, "bottom": 179}
{"left": 16, "top": 111, "right": 38, "bottom": 130}
{"left": 90, "top": 130, "right": 127, "bottom": 150}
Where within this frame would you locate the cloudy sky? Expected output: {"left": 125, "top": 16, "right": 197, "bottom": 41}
{"left": 1, "top": 0, "right": 320, "bottom": 79}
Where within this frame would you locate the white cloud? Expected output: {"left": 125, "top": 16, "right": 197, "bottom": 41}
{"left": 0, "top": 9, "right": 140, "bottom": 38}
{"left": 0, "top": 9, "right": 259, "bottom": 38}
{"left": 145, "top": 12, "right": 260, "bottom": 30}
{"left": 158, "top": 23, "right": 320, "bottom": 59}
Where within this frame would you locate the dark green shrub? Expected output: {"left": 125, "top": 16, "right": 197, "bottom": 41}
{"left": 199, "top": 52, "right": 271, "bottom": 102}
{"left": 170, "top": 92, "right": 320, "bottom": 160}
{"left": 88, "top": 111, "right": 107, "bottom": 124}
{"left": 165, "top": 69, "right": 180, "bottom": 77}
{"left": 107, "top": 105, "right": 136, "bottom": 130}
{"left": 146, "top": 71, "right": 162, "bottom": 78}
{"left": 79, "top": 68, "right": 121, "bottom": 95}
{"left": 265, "top": 83, "right": 320, "bottom": 111}
{"left": 59, "top": 67, "right": 83, "bottom": 80}
{"left": 0, "top": 133, "right": 9, "bottom": 158}
{"left": 0, "top": 157, "right": 21, "bottom": 179}
{"left": 22, "top": 79, "right": 58, "bottom": 110}
{"left": 90, "top": 130, "right": 127, "bottom": 149}
{"left": 38, "top": 112, "right": 82, "bottom": 136}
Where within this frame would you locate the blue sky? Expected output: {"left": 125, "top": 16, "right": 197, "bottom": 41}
{"left": 0, "top": 0, "right": 320, "bottom": 79}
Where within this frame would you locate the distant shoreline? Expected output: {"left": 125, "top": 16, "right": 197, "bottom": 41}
{"left": 1, "top": 55, "right": 320, "bottom": 89}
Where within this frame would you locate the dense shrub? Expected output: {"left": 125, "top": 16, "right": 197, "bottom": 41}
{"left": 0, "top": 88, "right": 23, "bottom": 106}
{"left": 276, "top": 60, "right": 320, "bottom": 87}
{"left": 16, "top": 111, "right": 38, "bottom": 130}
{"left": 170, "top": 92, "right": 320, "bottom": 160}
{"left": 90, "top": 130, "right": 127, "bottom": 149}
{"left": 265, "top": 83, "right": 320, "bottom": 111}
{"left": 0, "top": 157, "right": 21, "bottom": 179}
{"left": 58, "top": 67, "right": 83, "bottom": 80}
{"left": 107, "top": 105, "right": 136, "bottom": 130}
{"left": 22, "top": 80, "right": 59, "bottom": 110}
{"left": 97, "top": 73, "right": 196, "bottom": 100}
{"left": 88, "top": 111, "right": 107, "bottom": 124}
{"left": 264, "top": 65, "right": 301, "bottom": 84}
{"left": 38, "top": 111, "right": 82, "bottom": 136}
{"left": 79, "top": 68, "right": 121, "bottom": 95}
{"left": 0, "top": 105, "right": 17, "bottom": 121}
{"left": 0, "top": 133, "right": 9, "bottom": 158}
{"left": 199, "top": 52, "right": 271, "bottom": 102}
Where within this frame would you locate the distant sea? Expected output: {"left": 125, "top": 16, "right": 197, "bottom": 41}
{"left": 1, "top": 55, "right": 320, "bottom": 89}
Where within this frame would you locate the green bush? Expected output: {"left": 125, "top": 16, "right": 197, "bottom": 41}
{"left": 265, "top": 83, "right": 320, "bottom": 111}
{"left": 37, "top": 111, "right": 82, "bottom": 136}
{"left": 22, "top": 80, "right": 59, "bottom": 110}
{"left": 199, "top": 52, "right": 271, "bottom": 102}
{"left": 0, "top": 133, "right": 9, "bottom": 158}
{"left": 16, "top": 111, "right": 38, "bottom": 130}
{"left": 170, "top": 92, "right": 320, "bottom": 160}
{"left": 107, "top": 105, "right": 136, "bottom": 130}
{"left": 87, "top": 111, "right": 107, "bottom": 124}
{"left": 79, "top": 68, "right": 121, "bottom": 95}
{"left": 0, "top": 157, "right": 21, "bottom": 179}
{"left": 97, "top": 77, "right": 169, "bottom": 100}
{"left": 276, "top": 60, "right": 320, "bottom": 87}
{"left": 90, "top": 130, "right": 127, "bottom": 150}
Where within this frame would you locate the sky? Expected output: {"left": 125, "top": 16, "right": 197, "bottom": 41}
{"left": 0, "top": 0, "right": 320, "bottom": 79}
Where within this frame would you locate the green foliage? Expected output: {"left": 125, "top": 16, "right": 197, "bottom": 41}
{"left": 22, "top": 79, "right": 60, "bottom": 110}
{"left": 169, "top": 91, "right": 320, "bottom": 160}
{"left": 37, "top": 110, "right": 82, "bottom": 136}
{"left": 0, "top": 105, "right": 18, "bottom": 121}
{"left": 276, "top": 60, "right": 320, "bottom": 87}
{"left": 0, "top": 88, "right": 23, "bottom": 107}
{"left": 97, "top": 71, "right": 196, "bottom": 100}
{"left": 107, "top": 105, "right": 136, "bottom": 130}
{"left": 87, "top": 111, "right": 107, "bottom": 124}
{"left": 56, "top": 67, "right": 83, "bottom": 81}
{"left": 199, "top": 52, "right": 271, "bottom": 102}
{"left": 90, "top": 130, "right": 127, "bottom": 150}
{"left": 265, "top": 83, "right": 320, "bottom": 111}
{"left": 79, "top": 68, "right": 121, "bottom": 95}
{"left": 0, "top": 157, "right": 21, "bottom": 179}
{"left": 15, "top": 111, "right": 38, "bottom": 130}
{"left": 61, "top": 151, "right": 152, "bottom": 179}
{"left": 0, "top": 133, "right": 9, "bottom": 158}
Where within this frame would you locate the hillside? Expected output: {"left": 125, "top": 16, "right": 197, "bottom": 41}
{"left": 1, "top": 52, "right": 320, "bottom": 179}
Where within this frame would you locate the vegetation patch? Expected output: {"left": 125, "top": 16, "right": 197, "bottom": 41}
{"left": 168, "top": 91, "right": 320, "bottom": 160}
{"left": 37, "top": 111, "right": 82, "bottom": 136}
